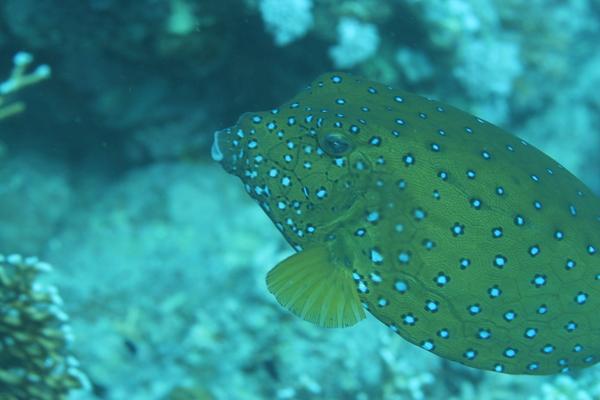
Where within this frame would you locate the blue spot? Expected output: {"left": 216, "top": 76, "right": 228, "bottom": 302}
{"left": 569, "top": 204, "right": 577, "bottom": 216}
{"left": 438, "top": 129, "right": 446, "bottom": 136}
{"left": 537, "top": 304, "right": 548, "bottom": 314}
{"left": 367, "top": 211, "right": 380, "bottom": 223}
{"left": 506, "top": 144, "right": 515, "bottom": 152}
{"left": 377, "top": 297, "right": 388, "bottom": 307}
{"left": 413, "top": 208, "right": 427, "bottom": 221}
{"left": 251, "top": 115, "right": 262, "bottom": 124}
{"left": 369, "top": 271, "right": 382, "bottom": 283}
{"left": 335, "top": 98, "right": 346, "bottom": 105}
{"left": 481, "top": 150, "right": 491, "bottom": 160}
{"left": 395, "top": 118, "right": 406, "bottom": 125}
{"left": 425, "top": 300, "right": 439, "bottom": 313}
{"left": 402, "top": 313, "right": 417, "bottom": 325}
{"left": 528, "top": 245, "right": 541, "bottom": 257}
{"left": 494, "top": 364, "right": 505, "bottom": 373}
{"left": 477, "top": 329, "right": 491, "bottom": 339}
{"left": 370, "top": 248, "right": 384, "bottom": 264}
{"left": 527, "top": 363, "right": 540, "bottom": 371}
{"left": 422, "top": 239, "right": 436, "bottom": 250}
{"left": 394, "top": 96, "right": 404, "bottom": 103}
{"left": 503, "top": 310, "right": 517, "bottom": 321}
{"left": 558, "top": 359, "right": 568, "bottom": 367}
{"left": 287, "top": 116, "right": 296, "bottom": 126}
{"left": 398, "top": 251, "right": 411, "bottom": 264}
{"left": 421, "top": 340, "right": 435, "bottom": 351}
{"left": 565, "top": 259, "right": 576, "bottom": 270}
{"left": 531, "top": 274, "right": 547, "bottom": 288}
{"left": 514, "top": 215, "right": 525, "bottom": 226}
{"left": 460, "top": 258, "right": 471, "bottom": 269}
{"left": 466, "top": 169, "right": 476, "bottom": 179}
{"left": 369, "top": 136, "right": 381, "bottom": 146}
{"left": 349, "top": 125, "right": 360, "bottom": 134}
{"left": 524, "top": 328, "right": 538, "bottom": 339}
{"left": 494, "top": 255, "right": 507, "bottom": 268}
{"left": 367, "top": 87, "right": 378, "bottom": 94}
{"left": 496, "top": 186, "right": 505, "bottom": 196}
{"left": 542, "top": 344, "right": 555, "bottom": 354}
{"left": 464, "top": 349, "right": 477, "bottom": 360}
{"left": 554, "top": 230, "right": 564, "bottom": 240}
{"left": 394, "top": 280, "right": 408, "bottom": 293}
{"left": 434, "top": 273, "right": 450, "bottom": 287}
{"left": 403, "top": 153, "right": 415, "bottom": 166}
{"left": 468, "top": 304, "right": 481, "bottom": 315}
{"left": 331, "top": 75, "right": 342, "bottom": 83}
{"left": 355, "top": 228, "right": 366, "bottom": 237}
{"left": 419, "top": 112, "right": 428, "bottom": 119}
{"left": 531, "top": 174, "right": 540, "bottom": 182}
{"left": 438, "top": 171, "right": 449, "bottom": 181}
{"left": 585, "top": 356, "right": 594, "bottom": 363}
{"left": 316, "top": 187, "right": 328, "bottom": 199}
{"left": 431, "top": 143, "right": 441, "bottom": 152}
{"left": 437, "top": 328, "right": 450, "bottom": 339}
{"left": 575, "top": 292, "right": 588, "bottom": 304}
{"left": 504, "top": 348, "right": 517, "bottom": 358}
{"left": 492, "top": 227, "right": 503, "bottom": 238}
{"left": 451, "top": 223, "right": 465, "bottom": 237}
{"left": 565, "top": 321, "right": 577, "bottom": 332}
{"left": 305, "top": 114, "right": 314, "bottom": 123}
{"left": 470, "top": 198, "right": 482, "bottom": 209}
{"left": 587, "top": 245, "right": 597, "bottom": 255}
{"left": 573, "top": 344, "right": 583, "bottom": 352}
{"left": 465, "top": 127, "right": 473, "bottom": 134}
{"left": 534, "top": 200, "right": 543, "bottom": 210}
{"left": 488, "top": 285, "right": 502, "bottom": 298}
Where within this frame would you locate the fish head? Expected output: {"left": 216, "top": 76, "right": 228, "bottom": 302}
{"left": 212, "top": 75, "right": 387, "bottom": 248}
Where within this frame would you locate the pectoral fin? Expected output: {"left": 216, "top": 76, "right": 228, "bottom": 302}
{"left": 266, "top": 245, "right": 366, "bottom": 328}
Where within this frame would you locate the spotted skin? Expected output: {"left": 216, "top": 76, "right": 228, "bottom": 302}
{"left": 214, "top": 72, "right": 600, "bottom": 375}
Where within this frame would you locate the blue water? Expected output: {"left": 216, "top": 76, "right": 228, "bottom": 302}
{"left": 1, "top": 1, "right": 599, "bottom": 399}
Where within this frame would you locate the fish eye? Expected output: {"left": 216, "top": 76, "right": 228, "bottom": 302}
{"left": 321, "top": 132, "right": 352, "bottom": 156}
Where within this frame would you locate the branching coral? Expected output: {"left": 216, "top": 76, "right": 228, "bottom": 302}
{"left": 0, "top": 51, "right": 51, "bottom": 121}
{"left": 0, "top": 254, "right": 88, "bottom": 399}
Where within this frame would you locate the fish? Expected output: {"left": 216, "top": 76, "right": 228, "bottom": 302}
{"left": 212, "top": 72, "right": 600, "bottom": 375}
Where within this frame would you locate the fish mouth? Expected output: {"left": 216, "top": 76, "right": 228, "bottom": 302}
{"left": 211, "top": 130, "right": 225, "bottom": 162}
{"left": 211, "top": 127, "right": 239, "bottom": 173}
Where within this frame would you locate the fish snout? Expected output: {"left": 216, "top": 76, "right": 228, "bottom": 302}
{"left": 211, "top": 128, "right": 237, "bottom": 172}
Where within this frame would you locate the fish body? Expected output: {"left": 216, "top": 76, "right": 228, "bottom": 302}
{"left": 213, "top": 72, "right": 600, "bottom": 375}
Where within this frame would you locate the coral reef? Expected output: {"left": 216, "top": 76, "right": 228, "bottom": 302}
{"left": 0, "top": 154, "right": 72, "bottom": 256}
{"left": 0, "top": 254, "right": 88, "bottom": 399}
{"left": 258, "top": 0, "right": 314, "bottom": 46}
{"left": 0, "top": 51, "right": 50, "bottom": 120}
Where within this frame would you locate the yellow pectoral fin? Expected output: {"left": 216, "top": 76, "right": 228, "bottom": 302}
{"left": 266, "top": 245, "right": 366, "bottom": 328}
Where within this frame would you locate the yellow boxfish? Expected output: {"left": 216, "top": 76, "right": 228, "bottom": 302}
{"left": 212, "top": 72, "right": 600, "bottom": 375}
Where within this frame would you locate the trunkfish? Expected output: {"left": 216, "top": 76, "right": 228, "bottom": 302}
{"left": 211, "top": 72, "right": 600, "bottom": 375}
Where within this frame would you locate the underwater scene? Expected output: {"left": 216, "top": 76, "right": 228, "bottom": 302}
{"left": 2, "top": 0, "right": 600, "bottom": 399}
